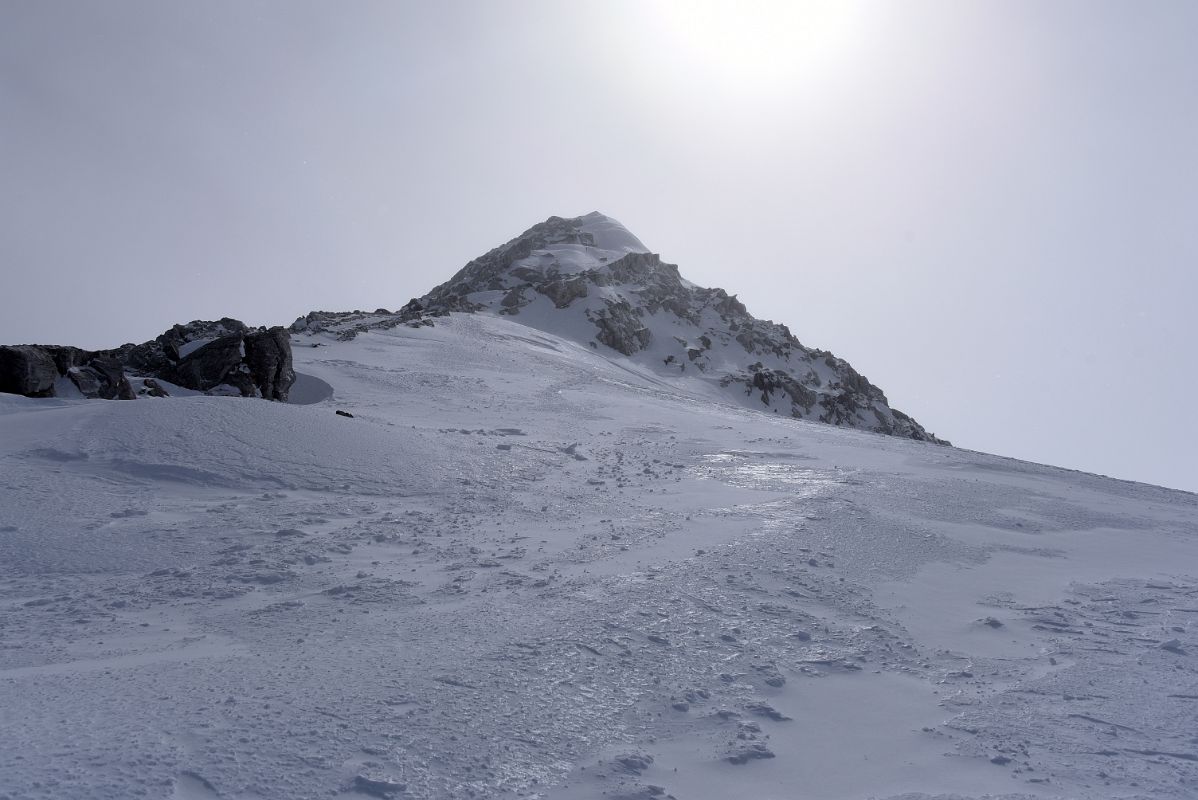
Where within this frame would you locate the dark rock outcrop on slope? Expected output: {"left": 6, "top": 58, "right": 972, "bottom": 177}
{"left": 129, "top": 318, "right": 295, "bottom": 401}
{"left": 59, "top": 354, "right": 137, "bottom": 400}
{"left": 0, "top": 344, "right": 136, "bottom": 400}
{"left": 169, "top": 335, "right": 250, "bottom": 394}
{"left": 0, "top": 318, "right": 294, "bottom": 402}
{"left": 289, "top": 305, "right": 440, "bottom": 341}
{"left": 119, "top": 318, "right": 248, "bottom": 376}
{"left": 244, "top": 328, "right": 295, "bottom": 401}
{"left": 0, "top": 346, "right": 59, "bottom": 398}
{"left": 592, "top": 299, "right": 651, "bottom": 357}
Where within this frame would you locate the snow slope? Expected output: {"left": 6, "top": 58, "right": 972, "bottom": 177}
{"left": 1, "top": 312, "right": 1196, "bottom": 800}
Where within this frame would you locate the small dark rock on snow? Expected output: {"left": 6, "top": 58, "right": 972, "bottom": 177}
{"left": 614, "top": 753, "right": 654, "bottom": 775}
{"left": 727, "top": 743, "right": 775, "bottom": 764}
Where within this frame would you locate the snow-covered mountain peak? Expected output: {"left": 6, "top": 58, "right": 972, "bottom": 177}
{"left": 402, "top": 213, "right": 947, "bottom": 443}
{"left": 575, "top": 210, "right": 650, "bottom": 255}
{"left": 425, "top": 212, "right": 652, "bottom": 300}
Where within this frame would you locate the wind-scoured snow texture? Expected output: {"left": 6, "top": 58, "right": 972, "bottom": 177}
{"left": 2, "top": 313, "right": 1196, "bottom": 800}
{"left": 415, "top": 211, "right": 943, "bottom": 442}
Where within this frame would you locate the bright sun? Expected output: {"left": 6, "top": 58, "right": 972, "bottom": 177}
{"left": 645, "top": 0, "right": 865, "bottom": 94}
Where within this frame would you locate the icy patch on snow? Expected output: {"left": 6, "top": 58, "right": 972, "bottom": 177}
{"left": 287, "top": 372, "right": 334, "bottom": 405}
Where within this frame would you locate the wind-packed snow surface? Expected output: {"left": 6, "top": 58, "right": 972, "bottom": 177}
{"left": 2, "top": 312, "right": 1196, "bottom": 800}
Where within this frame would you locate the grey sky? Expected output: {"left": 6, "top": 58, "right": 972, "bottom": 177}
{"left": 2, "top": 1, "right": 1195, "bottom": 492}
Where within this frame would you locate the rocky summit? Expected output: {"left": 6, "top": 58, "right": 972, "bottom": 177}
{"left": 307, "top": 212, "right": 943, "bottom": 442}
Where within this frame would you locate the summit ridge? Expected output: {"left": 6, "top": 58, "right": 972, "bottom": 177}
{"left": 408, "top": 212, "right": 945, "bottom": 443}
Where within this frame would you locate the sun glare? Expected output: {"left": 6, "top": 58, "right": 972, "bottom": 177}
{"left": 646, "top": 0, "right": 865, "bottom": 95}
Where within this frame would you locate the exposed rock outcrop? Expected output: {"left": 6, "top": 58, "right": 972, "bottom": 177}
{"left": 0, "top": 345, "right": 136, "bottom": 400}
{"left": 244, "top": 328, "right": 295, "bottom": 402}
{"left": 537, "top": 275, "right": 589, "bottom": 309}
{"left": 141, "top": 378, "right": 170, "bottom": 398}
{"left": 119, "top": 318, "right": 247, "bottom": 375}
{"left": 0, "top": 346, "right": 59, "bottom": 398}
{"left": 0, "top": 318, "right": 293, "bottom": 402}
{"left": 590, "top": 300, "right": 651, "bottom": 356}
{"left": 289, "top": 307, "right": 438, "bottom": 340}
{"left": 62, "top": 355, "right": 137, "bottom": 400}
{"left": 164, "top": 335, "right": 250, "bottom": 395}
{"left": 148, "top": 319, "right": 294, "bottom": 401}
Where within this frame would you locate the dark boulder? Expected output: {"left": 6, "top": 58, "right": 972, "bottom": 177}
{"left": 398, "top": 298, "right": 424, "bottom": 316}
{"left": 117, "top": 318, "right": 247, "bottom": 375}
{"left": 244, "top": 327, "right": 295, "bottom": 401}
{"left": 145, "top": 320, "right": 293, "bottom": 401}
{"left": 40, "top": 347, "right": 135, "bottom": 400}
{"left": 159, "top": 318, "right": 249, "bottom": 361}
{"left": 0, "top": 345, "right": 136, "bottom": 400}
{"left": 0, "top": 346, "right": 59, "bottom": 397}
{"left": 746, "top": 367, "right": 818, "bottom": 414}
{"left": 117, "top": 339, "right": 169, "bottom": 375}
{"left": 1, "top": 316, "right": 293, "bottom": 403}
{"left": 164, "top": 335, "right": 252, "bottom": 395}
{"left": 66, "top": 356, "right": 136, "bottom": 400}
{"left": 41, "top": 346, "right": 90, "bottom": 374}
{"left": 500, "top": 286, "right": 528, "bottom": 311}
{"left": 714, "top": 291, "right": 749, "bottom": 318}
{"left": 537, "top": 276, "right": 589, "bottom": 308}
{"left": 140, "top": 378, "right": 170, "bottom": 397}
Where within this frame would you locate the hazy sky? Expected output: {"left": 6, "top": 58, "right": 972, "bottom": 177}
{"left": 2, "top": 1, "right": 1196, "bottom": 492}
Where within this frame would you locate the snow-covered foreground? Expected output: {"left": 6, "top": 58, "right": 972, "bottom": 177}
{"left": 1, "top": 314, "right": 1195, "bottom": 800}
